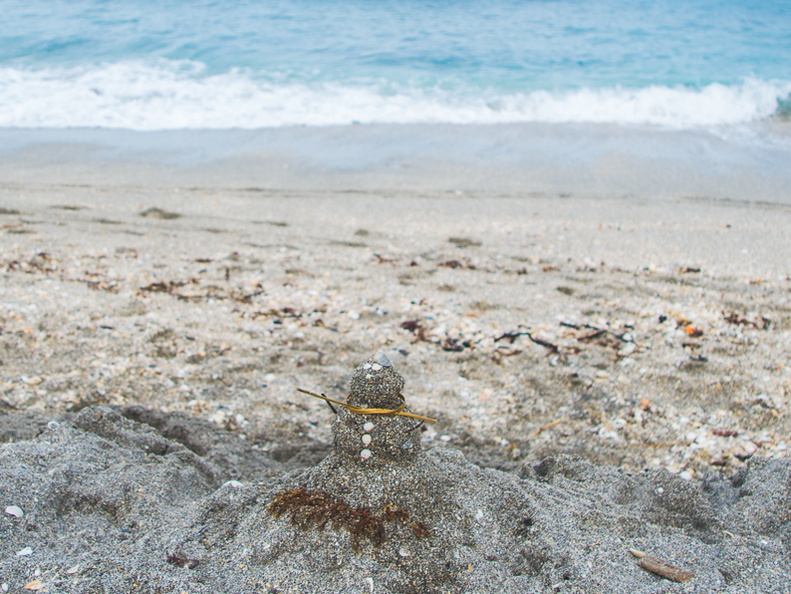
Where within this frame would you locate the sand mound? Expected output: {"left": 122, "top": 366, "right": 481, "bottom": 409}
{"left": 1, "top": 356, "right": 789, "bottom": 593}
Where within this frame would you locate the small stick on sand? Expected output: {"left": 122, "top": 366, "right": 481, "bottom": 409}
{"left": 533, "top": 418, "right": 566, "bottom": 436}
{"left": 630, "top": 548, "right": 696, "bottom": 583}
{"left": 494, "top": 330, "right": 560, "bottom": 353}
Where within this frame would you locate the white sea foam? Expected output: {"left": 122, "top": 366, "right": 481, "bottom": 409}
{"left": 1, "top": 61, "right": 789, "bottom": 130}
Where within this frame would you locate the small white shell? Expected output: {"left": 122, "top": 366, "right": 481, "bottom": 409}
{"left": 4, "top": 506, "right": 23, "bottom": 518}
{"left": 362, "top": 434, "right": 372, "bottom": 446}
{"left": 373, "top": 351, "right": 392, "bottom": 367}
{"left": 371, "top": 363, "right": 382, "bottom": 371}
{"left": 360, "top": 449, "right": 372, "bottom": 460}
{"left": 363, "top": 421, "right": 375, "bottom": 432}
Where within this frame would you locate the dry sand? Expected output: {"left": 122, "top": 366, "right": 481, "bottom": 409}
{"left": 1, "top": 181, "right": 791, "bottom": 592}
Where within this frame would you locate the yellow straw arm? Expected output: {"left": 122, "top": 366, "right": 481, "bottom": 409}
{"left": 296, "top": 388, "right": 437, "bottom": 423}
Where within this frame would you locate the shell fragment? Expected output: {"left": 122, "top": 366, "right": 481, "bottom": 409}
{"left": 4, "top": 505, "right": 24, "bottom": 518}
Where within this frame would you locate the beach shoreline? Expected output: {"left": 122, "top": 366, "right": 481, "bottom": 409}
{"left": 2, "top": 121, "right": 791, "bottom": 202}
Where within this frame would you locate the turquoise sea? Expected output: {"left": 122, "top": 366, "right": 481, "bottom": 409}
{"left": 1, "top": 0, "right": 790, "bottom": 198}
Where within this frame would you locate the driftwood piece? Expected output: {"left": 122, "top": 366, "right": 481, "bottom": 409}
{"left": 630, "top": 548, "right": 696, "bottom": 583}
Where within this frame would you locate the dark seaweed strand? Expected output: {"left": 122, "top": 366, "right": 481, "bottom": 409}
{"left": 268, "top": 488, "right": 430, "bottom": 550}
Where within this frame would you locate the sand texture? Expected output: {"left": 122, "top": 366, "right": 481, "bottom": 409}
{"left": 2, "top": 184, "right": 791, "bottom": 592}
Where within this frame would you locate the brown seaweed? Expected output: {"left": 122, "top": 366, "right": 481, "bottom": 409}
{"left": 268, "top": 487, "right": 430, "bottom": 551}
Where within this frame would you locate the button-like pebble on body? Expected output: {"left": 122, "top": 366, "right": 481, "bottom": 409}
{"left": 4, "top": 505, "right": 23, "bottom": 518}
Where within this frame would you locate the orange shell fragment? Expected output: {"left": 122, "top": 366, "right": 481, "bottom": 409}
{"left": 685, "top": 325, "right": 703, "bottom": 337}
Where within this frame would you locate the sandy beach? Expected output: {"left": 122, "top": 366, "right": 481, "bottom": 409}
{"left": 4, "top": 0, "right": 791, "bottom": 589}
{"left": 2, "top": 148, "right": 791, "bottom": 591}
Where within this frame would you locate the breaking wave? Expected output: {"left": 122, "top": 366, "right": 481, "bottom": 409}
{"left": 2, "top": 61, "right": 790, "bottom": 130}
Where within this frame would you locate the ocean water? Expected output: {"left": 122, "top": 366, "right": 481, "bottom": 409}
{"left": 1, "top": 0, "right": 790, "bottom": 199}
{"left": 2, "top": 0, "right": 790, "bottom": 129}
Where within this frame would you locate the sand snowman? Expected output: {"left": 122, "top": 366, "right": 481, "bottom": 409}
{"left": 330, "top": 351, "right": 426, "bottom": 466}
{"left": 261, "top": 352, "right": 547, "bottom": 591}
{"left": 269, "top": 352, "right": 438, "bottom": 551}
